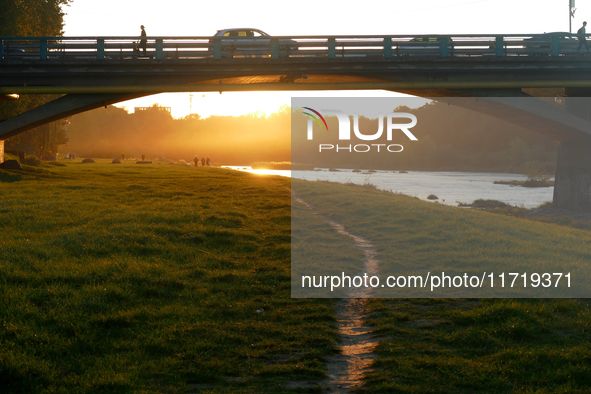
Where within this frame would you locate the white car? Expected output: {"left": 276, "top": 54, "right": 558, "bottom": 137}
{"left": 209, "top": 28, "right": 298, "bottom": 57}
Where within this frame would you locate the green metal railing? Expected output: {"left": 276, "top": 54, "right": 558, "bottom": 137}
{"left": 0, "top": 33, "right": 586, "bottom": 61}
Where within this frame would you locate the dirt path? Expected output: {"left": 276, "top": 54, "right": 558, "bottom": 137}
{"left": 293, "top": 195, "right": 379, "bottom": 393}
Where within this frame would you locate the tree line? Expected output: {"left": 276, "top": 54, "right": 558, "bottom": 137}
{"left": 1, "top": 0, "right": 72, "bottom": 159}
{"left": 64, "top": 100, "right": 560, "bottom": 173}
{"left": 64, "top": 104, "right": 291, "bottom": 165}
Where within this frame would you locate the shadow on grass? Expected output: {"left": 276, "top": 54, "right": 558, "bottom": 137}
{"left": 0, "top": 170, "right": 23, "bottom": 183}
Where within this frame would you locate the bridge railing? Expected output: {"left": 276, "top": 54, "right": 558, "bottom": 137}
{"left": 0, "top": 33, "right": 586, "bottom": 61}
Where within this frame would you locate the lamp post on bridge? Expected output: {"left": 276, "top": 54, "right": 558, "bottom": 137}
{"left": 570, "top": 0, "right": 576, "bottom": 33}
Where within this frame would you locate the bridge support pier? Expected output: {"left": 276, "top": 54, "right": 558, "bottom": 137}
{"left": 554, "top": 91, "right": 591, "bottom": 212}
{"left": 553, "top": 138, "right": 591, "bottom": 212}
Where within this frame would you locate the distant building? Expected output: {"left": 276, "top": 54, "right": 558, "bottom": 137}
{"left": 134, "top": 106, "right": 172, "bottom": 113}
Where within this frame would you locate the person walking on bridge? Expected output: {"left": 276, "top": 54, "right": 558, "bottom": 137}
{"left": 140, "top": 25, "right": 147, "bottom": 55}
{"left": 577, "top": 22, "right": 589, "bottom": 53}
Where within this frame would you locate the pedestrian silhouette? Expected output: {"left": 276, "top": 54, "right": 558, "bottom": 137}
{"left": 140, "top": 25, "right": 147, "bottom": 54}
{"left": 578, "top": 22, "right": 589, "bottom": 53}
{"left": 201, "top": 157, "right": 205, "bottom": 166}
{"left": 194, "top": 156, "right": 199, "bottom": 167}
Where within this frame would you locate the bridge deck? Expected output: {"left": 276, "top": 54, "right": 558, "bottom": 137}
{"left": 1, "top": 33, "right": 589, "bottom": 61}
{"left": 3, "top": 33, "right": 591, "bottom": 94}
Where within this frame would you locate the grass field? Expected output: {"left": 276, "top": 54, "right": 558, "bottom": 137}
{"left": 0, "top": 161, "right": 338, "bottom": 393}
{"left": 3, "top": 161, "right": 591, "bottom": 393}
{"left": 362, "top": 298, "right": 591, "bottom": 393}
{"left": 291, "top": 179, "right": 591, "bottom": 393}
{"left": 292, "top": 180, "right": 591, "bottom": 298}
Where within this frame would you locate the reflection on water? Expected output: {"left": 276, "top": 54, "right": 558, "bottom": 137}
{"left": 222, "top": 166, "right": 291, "bottom": 177}
{"left": 222, "top": 167, "right": 553, "bottom": 208}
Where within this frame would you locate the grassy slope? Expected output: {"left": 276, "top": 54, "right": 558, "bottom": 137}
{"left": 291, "top": 180, "right": 591, "bottom": 393}
{"left": 291, "top": 195, "right": 366, "bottom": 298}
{"left": 363, "top": 298, "right": 591, "bottom": 394}
{"left": 0, "top": 161, "right": 338, "bottom": 394}
{"left": 4, "top": 163, "right": 591, "bottom": 393}
{"left": 292, "top": 180, "right": 591, "bottom": 297}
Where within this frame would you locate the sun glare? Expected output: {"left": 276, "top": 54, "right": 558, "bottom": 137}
{"left": 115, "top": 91, "right": 289, "bottom": 119}
{"left": 115, "top": 90, "right": 410, "bottom": 119}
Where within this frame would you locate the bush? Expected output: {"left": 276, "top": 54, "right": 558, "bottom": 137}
{"left": 522, "top": 180, "right": 554, "bottom": 188}
{"left": 459, "top": 199, "right": 509, "bottom": 208}
{"left": 523, "top": 163, "right": 552, "bottom": 183}
{"left": 537, "top": 201, "right": 553, "bottom": 209}
{"left": 22, "top": 156, "right": 42, "bottom": 166}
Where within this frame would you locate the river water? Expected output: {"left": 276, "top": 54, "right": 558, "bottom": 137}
{"left": 222, "top": 167, "right": 554, "bottom": 208}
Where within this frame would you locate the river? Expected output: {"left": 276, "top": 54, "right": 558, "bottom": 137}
{"left": 222, "top": 167, "right": 554, "bottom": 208}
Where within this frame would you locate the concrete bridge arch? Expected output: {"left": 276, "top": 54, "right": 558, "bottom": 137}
{"left": 2, "top": 43, "right": 591, "bottom": 210}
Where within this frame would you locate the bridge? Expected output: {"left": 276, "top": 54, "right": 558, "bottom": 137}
{"left": 2, "top": 33, "right": 591, "bottom": 211}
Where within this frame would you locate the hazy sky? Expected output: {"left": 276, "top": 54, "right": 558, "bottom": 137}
{"left": 62, "top": 0, "right": 586, "bottom": 117}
